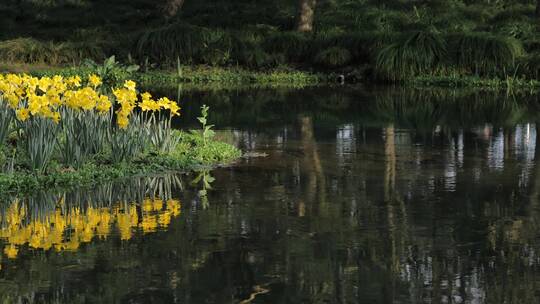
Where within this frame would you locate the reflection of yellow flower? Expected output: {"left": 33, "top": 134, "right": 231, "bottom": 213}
{"left": 140, "top": 215, "right": 158, "bottom": 233}
{"left": 4, "top": 245, "right": 18, "bottom": 259}
{"left": 152, "top": 199, "right": 163, "bottom": 211}
{"left": 0, "top": 197, "right": 182, "bottom": 259}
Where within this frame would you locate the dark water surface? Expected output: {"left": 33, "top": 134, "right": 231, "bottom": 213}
{"left": 2, "top": 86, "right": 540, "bottom": 303}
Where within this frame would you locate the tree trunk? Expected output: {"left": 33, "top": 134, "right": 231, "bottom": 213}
{"left": 162, "top": 0, "right": 185, "bottom": 19}
{"left": 297, "top": 0, "right": 316, "bottom": 32}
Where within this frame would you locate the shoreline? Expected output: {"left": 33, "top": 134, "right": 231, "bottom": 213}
{"left": 2, "top": 63, "right": 540, "bottom": 91}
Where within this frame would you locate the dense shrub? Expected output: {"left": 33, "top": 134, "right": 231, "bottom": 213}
{"left": 448, "top": 32, "right": 524, "bottom": 76}
{"left": 375, "top": 31, "right": 446, "bottom": 80}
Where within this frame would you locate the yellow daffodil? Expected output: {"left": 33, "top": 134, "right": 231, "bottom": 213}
{"left": 15, "top": 108, "right": 30, "bottom": 121}
{"left": 123, "top": 80, "right": 137, "bottom": 91}
{"left": 88, "top": 74, "right": 102, "bottom": 88}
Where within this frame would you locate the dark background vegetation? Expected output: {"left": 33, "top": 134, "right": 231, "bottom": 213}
{"left": 1, "top": 0, "right": 540, "bottom": 81}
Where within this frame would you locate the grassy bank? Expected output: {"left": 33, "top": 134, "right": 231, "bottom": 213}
{"left": 0, "top": 132, "right": 240, "bottom": 196}
{"left": 4, "top": 61, "right": 540, "bottom": 91}
{"left": 135, "top": 66, "right": 323, "bottom": 87}
{"left": 2, "top": 64, "right": 325, "bottom": 88}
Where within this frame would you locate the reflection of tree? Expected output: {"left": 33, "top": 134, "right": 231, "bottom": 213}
{"left": 299, "top": 115, "right": 325, "bottom": 210}
{"left": 164, "top": 86, "right": 537, "bottom": 138}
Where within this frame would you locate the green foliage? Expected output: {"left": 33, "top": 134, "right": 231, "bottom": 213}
{"left": 0, "top": 100, "right": 12, "bottom": 146}
{"left": 314, "top": 47, "right": 352, "bottom": 68}
{"left": 60, "top": 109, "right": 109, "bottom": 168}
{"left": 108, "top": 116, "right": 147, "bottom": 163}
{"left": 264, "top": 31, "right": 311, "bottom": 62}
{"left": 518, "top": 52, "right": 540, "bottom": 80}
{"left": 144, "top": 112, "right": 179, "bottom": 154}
{"left": 0, "top": 38, "right": 104, "bottom": 65}
{"left": 136, "top": 23, "right": 233, "bottom": 66}
{"left": 18, "top": 117, "right": 59, "bottom": 173}
{"left": 134, "top": 67, "right": 322, "bottom": 88}
{"left": 82, "top": 56, "right": 139, "bottom": 88}
{"left": 376, "top": 31, "right": 446, "bottom": 80}
{"left": 448, "top": 32, "right": 524, "bottom": 76}
{"left": 495, "top": 21, "right": 536, "bottom": 40}
{"left": 232, "top": 44, "right": 272, "bottom": 68}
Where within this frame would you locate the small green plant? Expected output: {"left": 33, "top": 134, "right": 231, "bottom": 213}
{"left": 193, "top": 105, "right": 215, "bottom": 146}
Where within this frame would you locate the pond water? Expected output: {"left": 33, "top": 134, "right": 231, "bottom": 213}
{"left": 2, "top": 86, "right": 540, "bottom": 303}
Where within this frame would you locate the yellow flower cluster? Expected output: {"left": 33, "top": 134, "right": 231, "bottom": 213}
{"left": 0, "top": 198, "right": 181, "bottom": 259}
{"left": 140, "top": 93, "right": 181, "bottom": 116}
{"left": 0, "top": 74, "right": 107, "bottom": 124}
{"left": 112, "top": 80, "right": 139, "bottom": 129}
{"left": 0, "top": 74, "right": 181, "bottom": 128}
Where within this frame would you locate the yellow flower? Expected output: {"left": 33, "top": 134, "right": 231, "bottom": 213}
{"left": 5, "top": 94, "right": 19, "bottom": 109}
{"left": 16, "top": 108, "right": 30, "bottom": 121}
{"left": 157, "top": 97, "right": 172, "bottom": 110}
{"left": 123, "top": 80, "right": 137, "bottom": 91}
{"left": 169, "top": 102, "right": 181, "bottom": 117}
{"left": 88, "top": 74, "right": 102, "bottom": 88}
{"left": 117, "top": 115, "right": 129, "bottom": 129}
{"left": 66, "top": 76, "right": 82, "bottom": 88}
{"left": 37, "top": 77, "right": 52, "bottom": 92}
{"left": 140, "top": 99, "right": 157, "bottom": 112}
{"left": 96, "top": 95, "right": 111, "bottom": 113}
{"left": 51, "top": 112, "right": 61, "bottom": 124}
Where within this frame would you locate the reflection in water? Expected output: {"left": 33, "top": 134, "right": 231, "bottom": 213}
{"left": 191, "top": 170, "right": 215, "bottom": 210}
{"left": 0, "top": 174, "right": 183, "bottom": 261}
{"left": 2, "top": 87, "right": 540, "bottom": 303}
{"left": 0, "top": 197, "right": 181, "bottom": 259}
